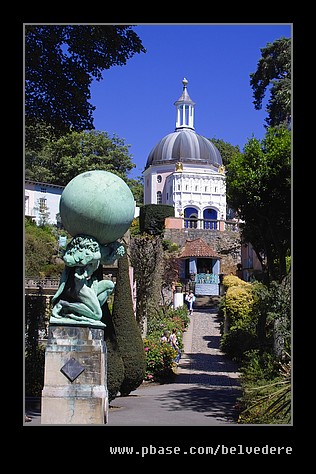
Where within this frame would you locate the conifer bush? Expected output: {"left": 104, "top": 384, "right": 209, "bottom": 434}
{"left": 101, "top": 302, "right": 125, "bottom": 402}
{"left": 111, "top": 250, "right": 146, "bottom": 396}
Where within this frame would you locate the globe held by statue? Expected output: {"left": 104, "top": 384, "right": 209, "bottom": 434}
{"left": 60, "top": 170, "right": 135, "bottom": 244}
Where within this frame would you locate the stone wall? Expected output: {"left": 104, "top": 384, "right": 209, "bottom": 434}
{"left": 163, "top": 228, "right": 241, "bottom": 275}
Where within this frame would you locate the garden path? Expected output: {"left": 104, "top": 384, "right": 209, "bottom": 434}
{"left": 106, "top": 308, "right": 241, "bottom": 426}
{"left": 25, "top": 309, "right": 241, "bottom": 426}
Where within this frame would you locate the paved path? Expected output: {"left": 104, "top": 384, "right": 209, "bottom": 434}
{"left": 106, "top": 309, "right": 241, "bottom": 426}
{"left": 25, "top": 309, "right": 241, "bottom": 426}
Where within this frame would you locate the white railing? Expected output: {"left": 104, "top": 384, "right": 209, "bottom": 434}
{"left": 183, "top": 218, "right": 239, "bottom": 231}
{"left": 25, "top": 278, "right": 60, "bottom": 289}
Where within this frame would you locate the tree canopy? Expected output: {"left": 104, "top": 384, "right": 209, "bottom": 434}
{"left": 250, "top": 37, "right": 291, "bottom": 128}
{"left": 25, "top": 25, "right": 146, "bottom": 147}
{"left": 25, "top": 129, "right": 135, "bottom": 185}
{"left": 25, "top": 129, "right": 143, "bottom": 205}
{"left": 226, "top": 126, "right": 291, "bottom": 282}
{"left": 208, "top": 137, "right": 240, "bottom": 168}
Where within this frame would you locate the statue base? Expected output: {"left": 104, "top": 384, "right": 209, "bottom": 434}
{"left": 41, "top": 325, "right": 108, "bottom": 425}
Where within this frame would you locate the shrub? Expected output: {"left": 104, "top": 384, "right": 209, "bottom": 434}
{"left": 143, "top": 304, "right": 189, "bottom": 381}
{"left": 143, "top": 336, "right": 177, "bottom": 382}
{"left": 225, "top": 284, "right": 255, "bottom": 330}
{"left": 147, "top": 305, "right": 189, "bottom": 351}
{"left": 222, "top": 274, "right": 250, "bottom": 290}
{"left": 111, "top": 250, "right": 146, "bottom": 396}
{"left": 25, "top": 344, "right": 45, "bottom": 396}
{"left": 25, "top": 295, "right": 47, "bottom": 396}
{"left": 139, "top": 204, "right": 174, "bottom": 235}
{"left": 101, "top": 302, "right": 125, "bottom": 403}
{"left": 239, "top": 349, "right": 279, "bottom": 385}
{"left": 220, "top": 328, "right": 258, "bottom": 362}
{"left": 238, "top": 354, "right": 291, "bottom": 424}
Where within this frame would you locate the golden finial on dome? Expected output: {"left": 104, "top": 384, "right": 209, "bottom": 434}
{"left": 175, "top": 162, "right": 183, "bottom": 171}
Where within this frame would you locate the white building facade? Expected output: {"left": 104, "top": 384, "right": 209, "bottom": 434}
{"left": 25, "top": 179, "right": 140, "bottom": 226}
{"left": 25, "top": 180, "right": 64, "bottom": 225}
{"left": 143, "top": 79, "right": 226, "bottom": 228}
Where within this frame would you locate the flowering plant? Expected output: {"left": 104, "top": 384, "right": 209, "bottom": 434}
{"left": 143, "top": 336, "right": 177, "bottom": 381}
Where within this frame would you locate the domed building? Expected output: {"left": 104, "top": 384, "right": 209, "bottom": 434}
{"left": 143, "top": 78, "right": 226, "bottom": 229}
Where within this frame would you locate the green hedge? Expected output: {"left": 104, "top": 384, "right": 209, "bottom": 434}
{"left": 139, "top": 204, "right": 174, "bottom": 235}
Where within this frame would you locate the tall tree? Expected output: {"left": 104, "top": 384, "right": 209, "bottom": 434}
{"left": 250, "top": 37, "right": 291, "bottom": 128}
{"left": 25, "top": 25, "right": 146, "bottom": 148}
{"left": 25, "top": 130, "right": 136, "bottom": 186}
{"left": 226, "top": 126, "right": 291, "bottom": 282}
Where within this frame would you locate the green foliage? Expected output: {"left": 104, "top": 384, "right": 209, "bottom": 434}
{"left": 130, "top": 217, "right": 140, "bottom": 237}
{"left": 143, "top": 305, "right": 189, "bottom": 382}
{"left": 127, "top": 177, "right": 144, "bottom": 208}
{"left": 130, "top": 234, "right": 164, "bottom": 329}
{"left": 208, "top": 137, "right": 240, "bottom": 167}
{"left": 239, "top": 349, "right": 279, "bottom": 385}
{"left": 220, "top": 273, "right": 292, "bottom": 424}
{"left": 226, "top": 126, "right": 291, "bottom": 282}
{"left": 25, "top": 219, "right": 62, "bottom": 277}
{"left": 220, "top": 276, "right": 291, "bottom": 362}
{"left": 238, "top": 352, "right": 291, "bottom": 424}
{"left": 143, "top": 336, "right": 177, "bottom": 382}
{"left": 25, "top": 344, "right": 45, "bottom": 397}
{"left": 25, "top": 295, "right": 47, "bottom": 396}
{"left": 162, "top": 240, "right": 180, "bottom": 252}
{"left": 221, "top": 277, "right": 255, "bottom": 336}
{"left": 250, "top": 37, "right": 291, "bottom": 127}
{"left": 147, "top": 305, "right": 189, "bottom": 348}
{"left": 25, "top": 25, "right": 146, "bottom": 144}
{"left": 111, "top": 251, "right": 146, "bottom": 396}
{"left": 139, "top": 204, "right": 174, "bottom": 235}
{"left": 222, "top": 274, "right": 250, "bottom": 290}
{"left": 101, "top": 302, "right": 125, "bottom": 403}
{"left": 220, "top": 328, "right": 258, "bottom": 362}
{"left": 25, "top": 130, "right": 136, "bottom": 187}
{"left": 225, "top": 284, "right": 255, "bottom": 329}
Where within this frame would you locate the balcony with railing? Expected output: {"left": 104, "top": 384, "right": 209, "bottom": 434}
{"left": 183, "top": 218, "right": 239, "bottom": 231}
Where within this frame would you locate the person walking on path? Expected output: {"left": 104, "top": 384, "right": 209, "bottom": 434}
{"left": 170, "top": 328, "right": 181, "bottom": 364}
{"left": 185, "top": 290, "right": 195, "bottom": 315}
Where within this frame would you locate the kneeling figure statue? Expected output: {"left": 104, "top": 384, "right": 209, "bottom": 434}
{"left": 50, "top": 234, "right": 125, "bottom": 327}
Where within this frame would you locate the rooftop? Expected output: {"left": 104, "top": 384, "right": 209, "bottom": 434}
{"left": 179, "top": 238, "right": 221, "bottom": 259}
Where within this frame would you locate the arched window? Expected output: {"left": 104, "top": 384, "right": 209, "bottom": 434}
{"left": 203, "top": 208, "right": 218, "bottom": 229}
{"left": 156, "top": 191, "right": 162, "bottom": 204}
{"left": 184, "top": 206, "right": 198, "bottom": 228}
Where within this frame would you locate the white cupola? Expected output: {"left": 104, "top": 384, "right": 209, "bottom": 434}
{"left": 174, "top": 78, "right": 195, "bottom": 130}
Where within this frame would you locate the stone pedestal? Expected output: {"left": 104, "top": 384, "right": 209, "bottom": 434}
{"left": 41, "top": 325, "right": 108, "bottom": 425}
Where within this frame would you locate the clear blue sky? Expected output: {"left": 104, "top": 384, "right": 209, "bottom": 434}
{"left": 90, "top": 23, "right": 292, "bottom": 179}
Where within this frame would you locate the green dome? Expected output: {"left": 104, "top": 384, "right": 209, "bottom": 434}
{"left": 60, "top": 170, "right": 135, "bottom": 244}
